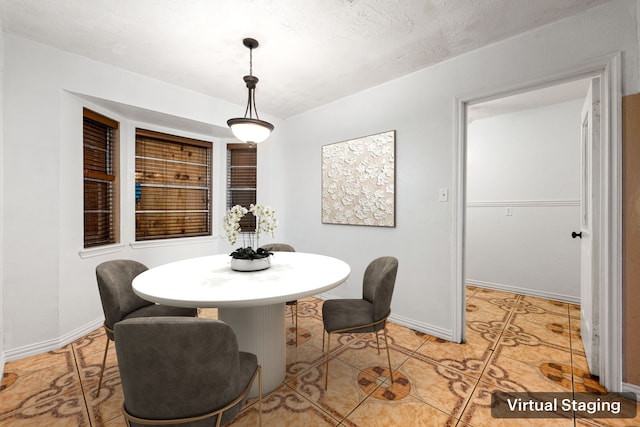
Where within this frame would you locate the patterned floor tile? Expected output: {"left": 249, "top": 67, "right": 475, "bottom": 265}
{"left": 566, "top": 351, "right": 606, "bottom": 394}
{"left": 1, "top": 355, "right": 81, "bottom": 416}
{"left": 482, "top": 350, "right": 571, "bottom": 393}
{"left": 569, "top": 303, "right": 581, "bottom": 319}
{"left": 0, "top": 387, "right": 92, "bottom": 427}
{"left": 466, "top": 285, "right": 479, "bottom": 299}
{"left": 506, "top": 315, "right": 572, "bottom": 351}
{"left": 297, "top": 297, "right": 324, "bottom": 319}
{"left": 466, "top": 296, "right": 516, "bottom": 323}
{"left": 198, "top": 307, "right": 219, "bottom": 319}
{"left": 344, "top": 394, "right": 457, "bottom": 427}
{"left": 287, "top": 357, "right": 377, "bottom": 421}
{"left": 494, "top": 335, "right": 573, "bottom": 368}
{"left": 416, "top": 337, "right": 492, "bottom": 379}
{"left": 227, "top": 384, "right": 340, "bottom": 426}
{"left": 333, "top": 336, "right": 410, "bottom": 373}
{"left": 287, "top": 325, "right": 314, "bottom": 346}
{"left": 0, "top": 292, "right": 625, "bottom": 426}
{"left": 571, "top": 325, "right": 587, "bottom": 355}
{"left": 75, "top": 340, "right": 118, "bottom": 390}
{"left": 292, "top": 317, "right": 327, "bottom": 350}
{"left": 385, "top": 322, "right": 428, "bottom": 353}
{"left": 465, "top": 319, "right": 507, "bottom": 351}
{"left": 519, "top": 295, "right": 569, "bottom": 316}
{"left": 322, "top": 331, "right": 372, "bottom": 360}
{"left": 102, "top": 415, "right": 127, "bottom": 426}
{"left": 3, "top": 346, "right": 74, "bottom": 378}
{"left": 286, "top": 341, "right": 326, "bottom": 380}
{"left": 84, "top": 375, "right": 124, "bottom": 426}
{"left": 473, "top": 288, "right": 521, "bottom": 301}
{"left": 509, "top": 310, "right": 576, "bottom": 333}
{"left": 460, "top": 381, "right": 574, "bottom": 427}
{"left": 71, "top": 328, "right": 107, "bottom": 357}
{"left": 395, "top": 353, "right": 475, "bottom": 418}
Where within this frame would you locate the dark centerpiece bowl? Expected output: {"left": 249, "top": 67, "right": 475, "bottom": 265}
{"left": 229, "top": 247, "right": 272, "bottom": 271}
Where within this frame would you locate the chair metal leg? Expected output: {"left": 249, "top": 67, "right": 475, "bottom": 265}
{"left": 382, "top": 327, "right": 394, "bottom": 384}
{"left": 375, "top": 330, "right": 381, "bottom": 354}
{"left": 294, "top": 303, "right": 298, "bottom": 347}
{"left": 257, "top": 365, "right": 263, "bottom": 427}
{"left": 324, "top": 332, "right": 332, "bottom": 390}
{"left": 96, "top": 336, "right": 110, "bottom": 397}
{"left": 287, "top": 303, "right": 299, "bottom": 346}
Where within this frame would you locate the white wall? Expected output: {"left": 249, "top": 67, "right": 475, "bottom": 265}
{"left": 2, "top": 35, "right": 282, "bottom": 358}
{"left": 466, "top": 100, "right": 583, "bottom": 302}
{"left": 0, "top": 20, "right": 6, "bottom": 374}
{"left": 280, "top": 1, "right": 639, "bottom": 339}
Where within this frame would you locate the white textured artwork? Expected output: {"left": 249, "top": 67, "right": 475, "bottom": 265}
{"left": 322, "top": 130, "right": 395, "bottom": 227}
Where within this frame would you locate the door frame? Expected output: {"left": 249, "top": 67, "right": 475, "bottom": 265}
{"left": 452, "top": 52, "right": 622, "bottom": 391}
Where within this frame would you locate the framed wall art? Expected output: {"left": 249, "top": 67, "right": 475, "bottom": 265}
{"left": 321, "top": 130, "right": 395, "bottom": 227}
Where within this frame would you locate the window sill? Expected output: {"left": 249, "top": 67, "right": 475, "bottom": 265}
{"left": 130, "top": 235, "right": 218, "bottom": 250}
{"left": 79, "top": 243, "right": 127, "bottom": 259}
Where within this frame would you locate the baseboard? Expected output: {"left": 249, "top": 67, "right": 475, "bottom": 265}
{"left": 315, "top": 292, "right": 455, "bottom": 342}
{"left": 622, "top": 382, "right": 640, "bottom": 400}
{"left": 388, "top": 312, "right": 455, "bottom": 342}
{"left": 466, "top": 279, "right": 580, "bottom": 305}
{"left": 4, "top": 318, "right": 103, "bottom": 362}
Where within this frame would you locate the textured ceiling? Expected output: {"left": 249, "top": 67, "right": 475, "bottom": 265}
{"left": 0, "top": 0, "right": 610, "bottom": 118}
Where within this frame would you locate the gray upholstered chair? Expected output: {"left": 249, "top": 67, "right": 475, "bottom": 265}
{"left": 259, "top": 243, "right": 299, "bottom": 345}
{"left": 95, "top": 259, "right": 197, "bottom": 397}
{"left": 114, "top": 317, "right": 262, "bottom": 427}
{"left": 321, "top": 256, "right": 398, "bottom": 389}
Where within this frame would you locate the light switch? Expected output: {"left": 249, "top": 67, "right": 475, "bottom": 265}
{"left": 505, "top": 207, "right": 513, "bottom": 216}
{"left": 439, "top": 188, "right": 448, "bottom": 202}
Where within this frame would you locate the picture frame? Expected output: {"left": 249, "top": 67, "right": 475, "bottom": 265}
{"left": 321, "top": 130, "right": 396, "bottom": 227}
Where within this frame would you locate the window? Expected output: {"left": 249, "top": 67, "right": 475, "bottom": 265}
{"left": 135, "top": 129, "right": 212, "bottom": 241}
{"left": 227, "top": 145, "right": 257, "bottom": 230}
{"left": 83, "top": 108, "right": 119, "bottom": 248}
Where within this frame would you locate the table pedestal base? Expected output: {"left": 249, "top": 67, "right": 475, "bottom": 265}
{"left": 218, "top": 303, "right": 286, "bottom": 396}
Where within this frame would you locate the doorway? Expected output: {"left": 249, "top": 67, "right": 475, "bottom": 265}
{"left": 463, "top": 76, "right": 596, "bottom": 363}
{"left": 465, "top": 78, "right": 589, "bottom": 300}
{"left": 453, "top": 54, "right": 622, "bottom": 392}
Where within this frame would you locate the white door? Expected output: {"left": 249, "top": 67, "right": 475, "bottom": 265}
{"left": 578, "top": 77, "right": 600, "bottom": 375}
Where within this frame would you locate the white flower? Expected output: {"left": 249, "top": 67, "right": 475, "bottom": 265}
{"left": 223, "top": 205, "right": 248, "bottom": 245}
{"left": 250, "top": 203, "right": 278, "bottom": 239}
{"left": 224, "top": 203, "right": 278, "bottom": 247}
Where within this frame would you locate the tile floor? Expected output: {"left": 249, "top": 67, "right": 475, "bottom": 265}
{"left": 1, "top": 287, "right": 638, "bottom": 426}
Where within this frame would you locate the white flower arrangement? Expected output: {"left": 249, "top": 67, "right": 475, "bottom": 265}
{"left": 224, "top": 203, "right": 278, "bottom": 259}
{"left": 223, "top": 204, "right": 248, "bottom": 246}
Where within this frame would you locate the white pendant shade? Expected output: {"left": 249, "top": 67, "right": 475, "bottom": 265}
{"left": 227, "top": 118, "right": 274, "bottom": 145}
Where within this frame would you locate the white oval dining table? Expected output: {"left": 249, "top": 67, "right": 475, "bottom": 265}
{"left": 132, "top": 252, "right": 351, "bottom": 394}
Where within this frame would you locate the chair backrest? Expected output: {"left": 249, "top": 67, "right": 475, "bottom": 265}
{"left": 115, "top": 317, "right": 243, "bottom": 425}
{"left": 362, "top": 256, "right": 399, "bottom": 322}
{"left": 96, "top": 260, "right": 153, "bottom": 331}
{"left": 260, "top": 243, "right": 295, "bottom": 252}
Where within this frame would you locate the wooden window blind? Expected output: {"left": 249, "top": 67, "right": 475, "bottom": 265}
{"left": 135, "top": 129, "right": 212, "bottom": 241}
{"left": 83, "top": 108, "right": 119, "bottom": 248}
{"left": 227, "top": 145, "right": 257, "bottom": 231}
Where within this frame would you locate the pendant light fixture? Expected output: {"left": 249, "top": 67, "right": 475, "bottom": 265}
{"left": 227, "top": 38, "right": 274, "bottom": 147}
